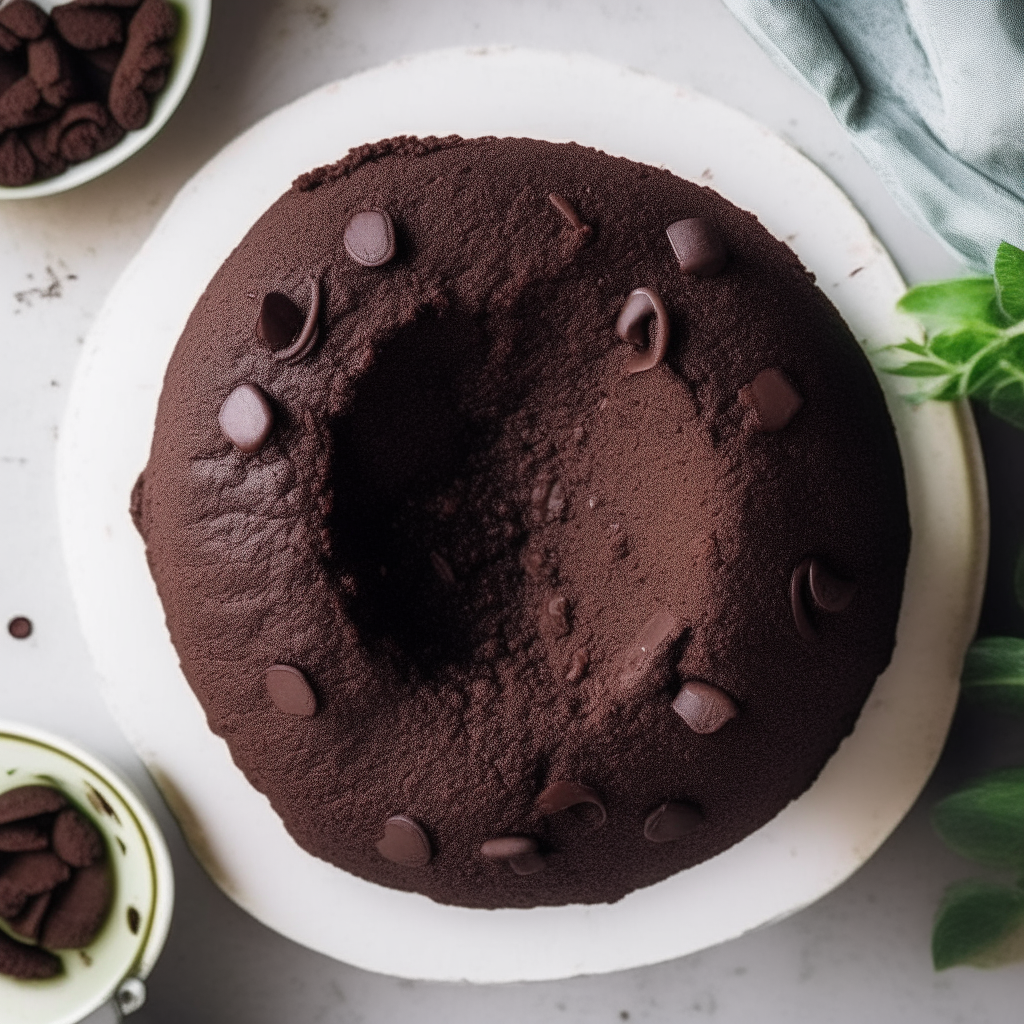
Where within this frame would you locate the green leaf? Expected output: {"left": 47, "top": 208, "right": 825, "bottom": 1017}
{"left": 930, "top": 326, "right": 1001, "bottom": 365}
{"left": 932, "top": 879, "right": 1024, "bottom": 969}
{"left": 886, "top": 361, "right": 954, "bottom": 378}
{"left": 926, "top": 376, "right": 966, "bottom": 401}
{"left": 964, "top": 344, "right": 1008, "bottom": 398}
{"left": 962, "top": 637, "right": 1024, "bottom": 711}
{"left": 933, "top": 769, "right": 1024, "bottom": 868}
{"left": 994, "top": 242, "right": 1024, "bottom": 323}
{"left": 895, "top": 339, "right": 930, "bottom": 356}
{"left": 898, "top": 277, "right": 1002, "bottom": 329}
{"left": 989, "top": 377, "right": 1024, "bottom": 430}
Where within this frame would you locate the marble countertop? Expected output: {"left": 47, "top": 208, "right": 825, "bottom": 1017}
{"left": 2, "top": 1, "right": 1021, "bottom": 1021}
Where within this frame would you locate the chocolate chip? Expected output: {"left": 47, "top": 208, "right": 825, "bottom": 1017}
{"left": 40, "top": 862, "right": 112, "bottom": 949}
{"left": 0, "top": 818, "right": 50, "bottom": 852}
{"left": 565, "top": 647, "right": 589, "bottom": 683}
{"left": 8, "top": 890, "right": 50, "bottom": 941}
{"left": 665, "top": 217, "right": 728, "bottom": 276}
{"left": 0, "top": 785, "right": 65, "bottom": 825}
{"left": 127, "top": 905, "right": 140, "bottom": 934}
{"left": 536, "top": 781, "right": 607, "bottom": 827}
{"left": 218, "top": 383, "right": 273, "bottom": 454}
{"left": 0, "top": 927, "right": 61, "bottom": 979}
{"left": 0, "top": 1, "right": 48, "bottom": 42}
{"left": 258, "top": 291, "right": 303, "bottom": 352}
{"left": 52, "top": 808, "right": 104, "bottom": 867}
{"left": 643, "top": 801, "right": 702, "bottom": 842}
{"left": 620, "top": 610, "right": 682, "bottom": 689}
{"left": 543, "top": 592, "right": 570, "bottom": 637}
{"left": 343, "top": 210, "right": 396, "bottom": 267}
{"left": 265, "top": 664, "right": 317, "bottom": 717}
{"left": 790, "top": 558, "right": 816, "bottom": 641}
{"left": 671, "top": 679, "right": 738, "bottom": 734}
{"left": 481, "top": 836, "right": 545, "bottom": 874}
{"left": 480, "top": 836, "right": 538, "bottom": 860}
{"left": 7, "top": 616, "right": 31, "bottom": 639}
{"left": 809, "top": 559, "right": 856, "bottom": 612}
{"left": 52, "top": 4, "right": 125, "bottom": 50}
{"left": 262, "top": 277, "right": 321, "bottom": 363}
{"left": 0, "top": 851, "right": 71, "bottom": 917}
{"left": 615, "top": 287, "right": 670, "bottom": 374}
{"left": 548, "top": 192, "right": 585, "bottom": 230}
{"left": 739, "top": 368, "right": 803, "bottom": 432}
{"left": 375, "top": 815, "right": 432, "bottom": 867}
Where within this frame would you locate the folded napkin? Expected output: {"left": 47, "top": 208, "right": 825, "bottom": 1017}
{"left": 723, "top": 0, "right": 1024, "bottom": 271}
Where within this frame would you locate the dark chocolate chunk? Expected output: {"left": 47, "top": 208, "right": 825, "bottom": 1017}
{"left": 108, "top": 0, "right": 177, "bottom": 131}
{"left": 0, "top": 1, "right": 48, "bottom": 41}
{"left": 665, "top": 217, "right": 728, "bottom": 276}
{"left": 0, "top": 818, "right": 49, "bottom": 852}
{"left": 620, "top": 610, "right": 682, "bottom": 691}
{"left": 481, "top": 836, "right": 545, "bottom": 875}
{"left": 480, "top": 836, "right": 538, "bottom": 860}
{"left": 808, "top": 559, "right": 856, "bottom": 612}
{"left": 548, "top": 192, "right": 585, "bottom": 230}
{"left": 0, "top": 785, "right": 66, "bottom": 825}
{"left": 40, "top": 862, "right": 112, "bottom": 949}
{"left": 52, "top": 808, "right": 104, "bottom": 868}
{"left": 218, "top": 383, "right": 273, "bottom": 454}
{"left": 8, "top": 889, "right": 50, "bottom": 941}
{"left": 258, "top": 291, "right": 303, "bottom": 351}
{"left": 565, "top": 647, "right": 589, "bottom": 683}
{"left": 536, "top": 781, "right": 607, "bottom": 827}
{"left": 51, "top": 3, "right": 124, "bottom": 50}
{"left": 543, "top": 592, "right": 570, "bottom": 637}
{"left": 27, "top": 36, "right": 78, "bottom": 108}
{"left": 643, "top": 801, "right": 702, "bottom": 842}
{"left": 0, "top": 927, "right": 61, "bottom": 980}
{"left": 265, "top": 664, "right": 317, "bottom": 717}
{"left": 671, "top": 679, "right": 738, "bottom": 734}
{"left": 790, "top": 558, "right": 816, "bottom": 641}
{"left": 7, "top": 615, "right": 32, "bottom": 639}
{"left": 127, "top": 905, "right": 140, "bottom": 934}
{"left": 739, "top": 368, "right": 803, "bottom": 432}
{"left": 615, "top": 287, "right": 669, "bottom": 374}
{"left": 375, "top": 815, "right": 432, "bottom": 867}
{"left": 343, "top": 210, "right": 396, "bottom": 267}
{"left": 0, "top": 851, "right": 71, "bottom": 917}
{"left": 274, "top": 277, "right": 320, "bottom": 363}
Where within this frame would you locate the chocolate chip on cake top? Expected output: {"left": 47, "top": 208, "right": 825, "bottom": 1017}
{"left": 131, "top": 135, "right": 909, "bottom": 908}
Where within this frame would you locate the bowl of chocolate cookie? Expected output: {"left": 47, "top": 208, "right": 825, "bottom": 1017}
{"left": 0, "top": 0, "right": 209, "bottom": 199}
{"left": 0, "top": 720, "right": 173, "bottom": 1024}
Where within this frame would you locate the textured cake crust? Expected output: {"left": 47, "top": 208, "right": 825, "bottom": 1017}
{"left": 133, "top": 136, "right": 910, "bottom": 908}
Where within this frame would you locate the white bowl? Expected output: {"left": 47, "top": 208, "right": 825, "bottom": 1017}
{"left": 56, "top": 49, "right": 987, "bottom": 982}
{"left": 0, "top": 721, "right": 174, "bottom": 1024}
{"left": 0, "top": 0, "right": 210, "bottom": 201}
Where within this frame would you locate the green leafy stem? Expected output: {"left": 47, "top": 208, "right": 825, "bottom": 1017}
{"left": 878, "top": 241, "right": 1024, "bottom": 428}
{"left": 880, "top": 241, "right": 1024, "bottom": 969}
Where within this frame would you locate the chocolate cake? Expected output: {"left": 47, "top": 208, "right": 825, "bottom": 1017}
{"left": 131, "top": 135, "right": 910, "bottom": 908}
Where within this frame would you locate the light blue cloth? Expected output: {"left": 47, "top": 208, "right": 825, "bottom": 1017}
{"left": 722, "top": 0, "right": 1024, "bottom": 271}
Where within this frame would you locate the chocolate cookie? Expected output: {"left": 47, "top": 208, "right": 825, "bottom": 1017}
{"left": 132, "top": 136, "right": 909, "bottom": 908}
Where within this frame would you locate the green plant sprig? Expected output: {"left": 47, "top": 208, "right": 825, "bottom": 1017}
{"left": 879, "top": 241, "right": 1024, "bottom": 428}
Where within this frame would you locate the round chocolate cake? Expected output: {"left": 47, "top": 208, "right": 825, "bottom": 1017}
{"left": 131, "top": 135, "right": 910, "bottom": 908}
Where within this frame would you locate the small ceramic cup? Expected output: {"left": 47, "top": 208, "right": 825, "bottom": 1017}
{"left": 0, "top": 720, "right": 174, "bottom": 1024}
{"left": 0, "top": 0, "right": 211, "bottom": 201}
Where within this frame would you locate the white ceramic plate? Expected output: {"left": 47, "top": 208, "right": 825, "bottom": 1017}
{"left": 55, "top": 48, "right": 987, "bottom": 982}
{"left": 0, "top": 721, "right": 173, "bottom": 1024}
{"left": 0, "top": 0, "right": 210, "bottom": 201}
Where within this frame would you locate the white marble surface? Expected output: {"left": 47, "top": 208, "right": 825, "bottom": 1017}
{"left": 2, "top": 0, "right": 1018, "bottom": 1020}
